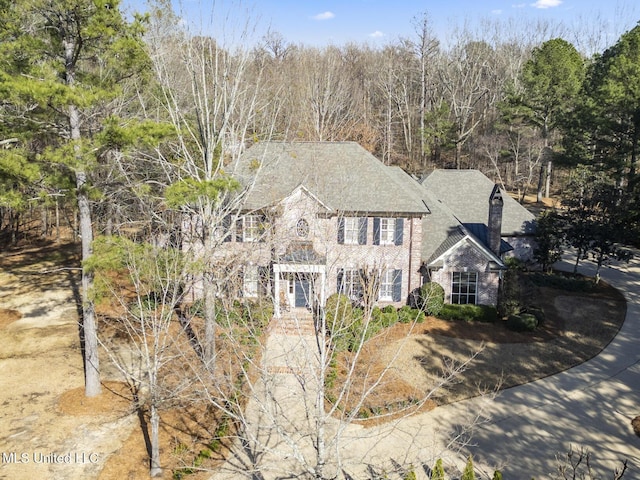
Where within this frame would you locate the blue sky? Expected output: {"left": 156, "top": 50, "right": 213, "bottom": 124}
{"left": 122, "top": 0, "right": 639, "bottom": 50}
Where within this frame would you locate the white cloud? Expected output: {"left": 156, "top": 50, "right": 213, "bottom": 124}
{"left": 492, "top": 9, "right": 503, "bottom": 14}
{"left": 312, "top": 11, "right": 335, "bottom": 20}
{"left": 369, "top": 30, "right": 385, "bottom": 38}
{"left": 531, "top": 0, "right": 562, "bottom": 8}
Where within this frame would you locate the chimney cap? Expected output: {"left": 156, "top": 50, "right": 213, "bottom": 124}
{"left": 489, "top": 184, "right": 503, "bottom": 204}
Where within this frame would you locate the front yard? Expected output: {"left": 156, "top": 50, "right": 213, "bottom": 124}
{"left": 348, "top": 271, "right": 626, "bottom": 415}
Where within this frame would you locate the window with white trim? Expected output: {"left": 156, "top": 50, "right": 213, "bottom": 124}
{"left": 379, "top": 218, "right": 396, "bottom": 245}
{"left": 379, "top": 270, "right": 395, "bottom": 301}
{"left": 343, "top": 217, "right": 360, "bottom": 244}
{"left": 451, "top": 272, "right": 478, "bottom": 305}
{"left": 338, "top": 269, "right": 363, "bottom": 299}
{"left": 243, "top": 215, "right": 261, "bottom": 242}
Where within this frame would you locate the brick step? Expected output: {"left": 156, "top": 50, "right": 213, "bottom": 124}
{"left": 269, "top": 317, "right": 317, "bottom": 336}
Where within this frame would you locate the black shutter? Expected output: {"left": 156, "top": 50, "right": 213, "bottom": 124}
{"left": 337, "top": 217, "right": 345, "bottom": 244}
{"left": 235, "top": 218, "right": 243, "bottom": 242}
{"left": 336, "top": 268, "right": 344, "bottom": 294}
{"left": 358, "top": 217, "right": 368, "bottom": 245}
{"left": 373, "top": 218, "right": 380, "bottom": 245}
{"left": 394, "top": 218, "right": 404, "bottom": 246}
{"left": 392, "top": 269, "right": 402, "bottom": 302}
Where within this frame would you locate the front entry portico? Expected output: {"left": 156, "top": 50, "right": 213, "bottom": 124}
{"left": 273, "top": 264, "right": 326, "bottom": 318}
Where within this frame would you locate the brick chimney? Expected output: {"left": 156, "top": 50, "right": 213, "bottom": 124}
{"left": 488, "top": 184, "right": 503, "bottom": 256}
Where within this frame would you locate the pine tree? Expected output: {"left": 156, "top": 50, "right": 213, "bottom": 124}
{"left": 0, "top": 0, "right": 150, "bottom": 397}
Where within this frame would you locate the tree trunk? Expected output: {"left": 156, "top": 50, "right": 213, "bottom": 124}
{"left": 545, "top": 158, "right": 552, "bottom": 199}
{"left": 55, "top": 198, "right": 60, "bottom": 243}
{"left": 536, "top": 164, "right": 544, "bottom": 203}
{"left": 203, "top": 273, "right": 216, "bottom": 367}
{"left": 77, "top": 171, "right": 101, "bottom": 397}
{"left": 41, "top": 205, "right": 48, "bottom": 237}
{"left": 149, "top": 403, "right": 162, "bottom": 477}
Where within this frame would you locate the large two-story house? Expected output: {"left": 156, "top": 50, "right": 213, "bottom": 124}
{"left": 193, "top": 141, "right": 535, "bottom": 315}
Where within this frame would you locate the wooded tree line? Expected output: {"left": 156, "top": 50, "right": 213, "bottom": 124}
{"left": 0, "top": 0, "right": 637, "bottom": 477}
{"left": 2, "top": 1, "right": 640, "bottom": 241}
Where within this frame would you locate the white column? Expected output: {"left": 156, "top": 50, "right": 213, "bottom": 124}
{"left": 273, "top": 265, "right": 281, "bottom": 318}
{"left": 320, "top": 266, "right": 326, "bottom": 308}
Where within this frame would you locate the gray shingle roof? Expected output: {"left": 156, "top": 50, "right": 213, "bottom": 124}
{"left": 420, "top": 170, "right": 536, "bottom": 236}
{"left": 232, "top": 142, "right": 429, "bottom": 215}
{"left": 230, "top": 143, "right": 509, "bottom": 268}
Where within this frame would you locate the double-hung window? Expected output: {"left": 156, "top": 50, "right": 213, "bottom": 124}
{"left": 379, "top": 270, "right": 395, "bottom": 301}
{"left": 379, "top": 218, "right": 395, "bottom": 245}
{"left": 373, "top": 217, "right": 403, "bottom": 246}
{"left": 343, "top": 217, "right": 360, "bottom": 244}
{"left": 337, "top": 269, "right": 363, "bottom": 299}
{"left": 451, "top": 272, "right": 478, "bottom": 304}
{"left": 378, "top": 269, "right": 402, "bottom": 302}
{"left": 337, "top": 217, "right": 367, "bottom": 245}
{"left": 243, "top": 215, "right": 261, "bottom": 242}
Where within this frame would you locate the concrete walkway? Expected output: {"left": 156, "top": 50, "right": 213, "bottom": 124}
{"left": 213, "top": 257, "right": 640, "bottom": 479}
{"left": 211, "top": 310, "right": 333, "bottom": 479}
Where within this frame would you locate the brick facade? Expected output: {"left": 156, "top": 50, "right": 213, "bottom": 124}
{"left": 426, "top": 240, "right": 501, "bottom": 307}
{"left": 198, "top": 188, "right": 424, "bottom": 313}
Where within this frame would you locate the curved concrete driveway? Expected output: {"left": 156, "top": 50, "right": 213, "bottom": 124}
{"left": 445, "top": 255, "right": 640, "bottom": 478}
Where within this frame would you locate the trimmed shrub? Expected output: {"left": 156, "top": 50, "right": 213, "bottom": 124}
{"left": 379, "top": 311, "right": 399, "bottom": 328}
{"left": 324, "top": 293, "right": 353, "bottom": 332}
{"left": 419, "top": 282, "right": 445, "bottom": 316}
{"left": 438, "top": 304, "right": 497, "bottom": 323}
{"left": 381, "top": 304, "right": 396, "bottom": 314}
{"left": 398, "top": 305, "right": 412, "bottom": 323}
{"left": 398, "top": 305, "right": 426, "bottom": 324}
{"left": 506, "top": 313, "right": 538, "bottom": 332}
